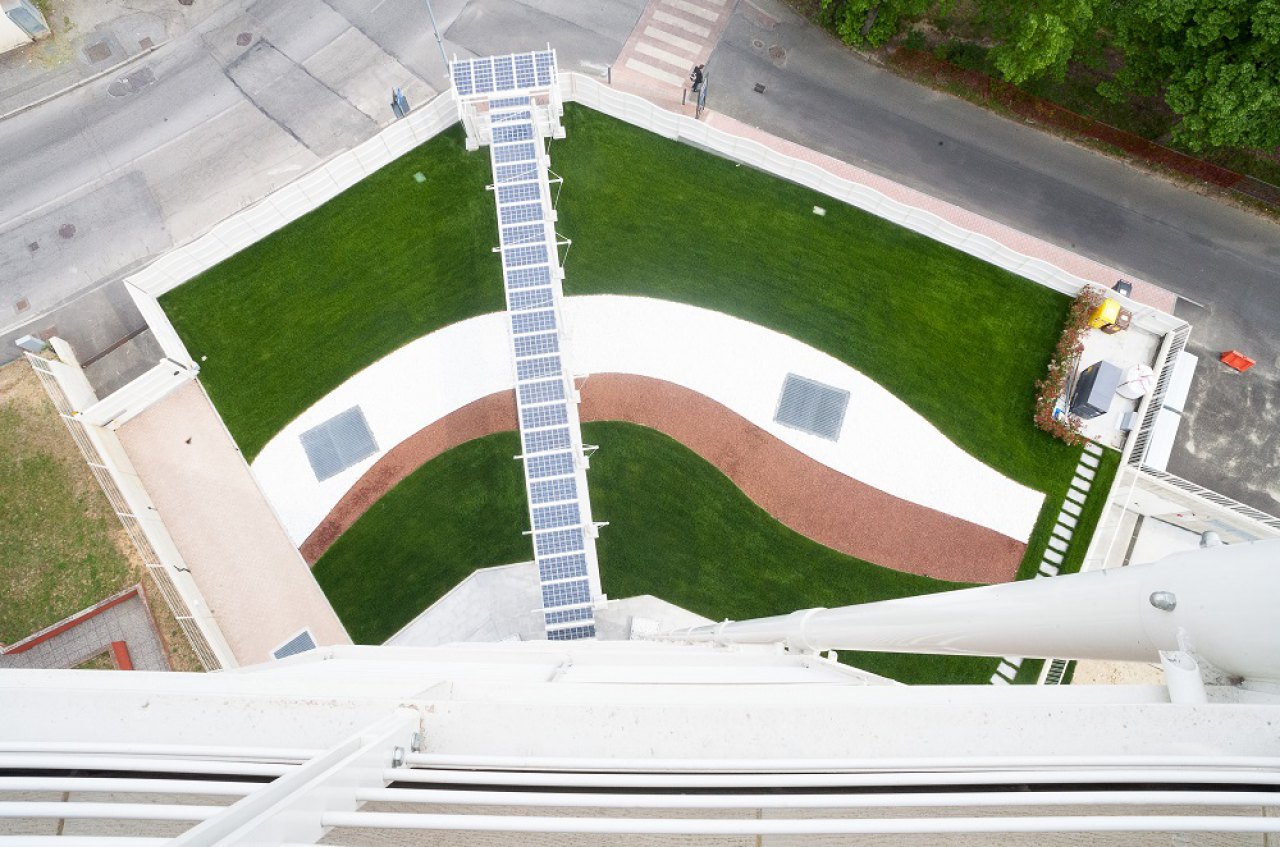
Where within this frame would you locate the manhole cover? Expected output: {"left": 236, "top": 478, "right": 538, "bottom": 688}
{"left": 752, "top": 38, "right": 764, "bottom": 49}
{"left": 139, "top": 37, "right": 154, "bottom": 50}
{"left": 14, "top": 298, "right": 29, "bottom": 313}
{"left": 236, "top": 32, "right": 252, "bottom": 46}
{"left": 107, "top": 66, "right": 156, "bottom": 97}
{"left": 768, "top": 45, "right": 786, "bottom": 61}
{"left": 27, "top": 241, "right": 38, "bottom": 252}
{"left": 178, "top": 0, "right": 193, "bottom": 6}
{"left": 84, "top": 41, "right": 112, "bottom": 63}
{"left": 58, "top": 223, "right": 76, "bottom": 239}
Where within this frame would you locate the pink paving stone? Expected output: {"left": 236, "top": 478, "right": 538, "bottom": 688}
{"left": 118, "top": 381, "right": 350, "bottom": 664}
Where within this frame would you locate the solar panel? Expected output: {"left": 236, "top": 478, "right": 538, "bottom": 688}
{"left": 544, "top": 606, "right": 594, "bottom": 626}
{"left": 515, "top": 353, "right": 561, "bottom": 381}
{"left": 500, "top": 203, "right": 544, "bottom": 225}
{"left": 503, "top": 245, "right": 548, "bottom": 268}
{"left": 535, "top": 50, "right": 556, "bottom": 86}
{"left": 547, "top": 624, "right": 596, "bottom": 640}
{"left": 523, "top": 426, "right": 571, "bottom": 455}
{"left": 489, "top": 95, "right": 531, "bottom": 109}
{"left": 541, "top": 577, "right": 590, "bottom": 606}
{"left": 494, "top": 142, "right": 538, "bottom": 164}
{"left": 472, "top": 59, "right": 494, "bottom": 94}
{"left": 511, "top": 310, "right": 557, "bottom": 334}
{"left": 506, "top": 266, "right": 552, "bottom": 289}
{"left": 538, "top": 552, "right": 588, "bottom": 580}
{"left": 508, "top": 287, "right": 555, "bottom": 313}
{"left": 515, "top": 53, "right": 538, "bottom": 88}
{"left": 490, "top": 109, "right": 533, "bottom": 125}
{"left": 518, "top": 378, "right": 565, "bottom": 405}
{"left": 513, "top": 333, "right": 559, "bottom": 357}
{"left": 491, "top": 123, "right": 535, "bottom": 144}
{"left": 526, "top": 451, "right": 575, "bottom": 480}
{"left": 495, "top": 163, "right": 538, "bottom": 183}
{"left": 521, "top": 403, "right": 568, "bottom": 429}
{"left": 530, "top": 477, "right": 577, "bottom": 504}
{"left": 533, "top": 502, "right": 580, "bottom": 530}
{"left": 497, "top": 182, "right": 541, "bottom": 204}
{"left": 451, "top": 61, "right": 474, "bottom": 96}
{"left": 502, "top": 223, "right": 545, "bottom": 245}
{"left": 473, "top": 57, "right": 598, "bottom": 642}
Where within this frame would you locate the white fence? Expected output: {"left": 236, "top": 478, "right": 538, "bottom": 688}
{"left": 125, "top": 92, "right": 459, "bottom": 299}
{"left": 25, "top": 355, "right": 236, "bottom": 670}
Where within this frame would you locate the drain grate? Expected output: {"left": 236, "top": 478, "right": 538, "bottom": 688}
{"left": 774, "top": 374, "right": 850, "bottom": 441}
{"left": 300, "top": 406, "right": 379, "bottom": 481}
{"left": 271, "top": 629, "right": 316, "bottom": 660}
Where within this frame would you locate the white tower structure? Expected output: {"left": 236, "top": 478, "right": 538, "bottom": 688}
{"left": 2, "top": 539, "right": 1279, "bottom": 843}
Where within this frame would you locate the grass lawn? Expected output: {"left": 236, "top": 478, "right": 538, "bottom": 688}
{"left": 0, "top": 360, "right": 137, "bottom": 644}
{"left": 316, "top": 422, "right": 997, "bottom": 685}
{"left": 0, "top": 360, "right": 204, "bottom": 670}
{"left": 163, "top": 106, "right": 1079, "bottom": 498}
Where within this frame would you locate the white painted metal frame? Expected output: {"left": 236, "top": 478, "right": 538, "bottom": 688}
{"left": 451, "top": 49, "right": 564, "bottom": 149}
{"left": 463, "top": 54, "right": 603, "bottom": 640}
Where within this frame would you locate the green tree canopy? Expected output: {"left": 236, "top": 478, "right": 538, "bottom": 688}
{"left": 1107, "top": 0, "right": 1280, "bottom": 150}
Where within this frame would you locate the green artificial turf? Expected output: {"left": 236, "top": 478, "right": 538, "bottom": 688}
{"left": 161, "top": 125, "right": 500, "bottom": 461}
{"left": 314, "top": 422, "right": 997, "bottom": 685}
{"left": 163, "top": 106, "right": 1080, "bottom": 501}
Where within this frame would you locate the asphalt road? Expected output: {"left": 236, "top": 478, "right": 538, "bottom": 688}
{"left": 0, "top": 0, "right": 1274, "bottom": 512}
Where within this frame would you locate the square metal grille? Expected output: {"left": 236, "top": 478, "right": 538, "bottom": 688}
{"left": 271, "top": 629, "right": 316, "bottom": 660}
{"left": 773, "top": 374, "right": 850, "bottom": 441}
{"left": 300, "top": 406, "right": 379, "bottom": 482}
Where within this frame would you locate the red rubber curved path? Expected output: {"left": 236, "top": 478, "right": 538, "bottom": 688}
{"left": 300, "top": 374, "right": 1027, "bottom": 583}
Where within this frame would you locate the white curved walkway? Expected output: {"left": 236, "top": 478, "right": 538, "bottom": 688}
{"left": 252, "top": 295, "right": 1043, "bottom": 547}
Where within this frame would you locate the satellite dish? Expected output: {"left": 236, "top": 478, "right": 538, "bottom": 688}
{"left": 1116, "top": 363, "right": 1155, "bottom": 399}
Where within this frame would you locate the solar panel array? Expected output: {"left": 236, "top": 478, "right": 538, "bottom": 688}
{"left": 450, "top": 50, "right": 557, "bottom": 99}
{"left": 479, "top": 67, "right": 600, "bottom": 641}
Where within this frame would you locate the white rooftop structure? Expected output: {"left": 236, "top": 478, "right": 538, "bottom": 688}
{"left": 2, "top": 539, "right": 1279, "bottom": 843}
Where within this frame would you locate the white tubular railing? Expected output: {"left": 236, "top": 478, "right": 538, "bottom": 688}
{"left": 0, "top": 777, "right": 255, "bottom": 796}
{"left": 402, "top": 753, "right": 1280, "bottom": 773}
{"left": 357, "top": 787, "right": 1280, "bottom": 810}
{"left": 24, "top": 354, "right": 235, "bottom": 670}
{"left": 0, "top": 803, "right": 219, "bottom": 821}
{"left": 387, "top": 768, "right": 1280, "bottom": 789}
{"left": 322, "top": 812, "right": 1279, "bottom": 835}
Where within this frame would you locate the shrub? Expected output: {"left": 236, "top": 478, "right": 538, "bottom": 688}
{"left": 1033, "top": 286, "right": 1105, "bottom": 446}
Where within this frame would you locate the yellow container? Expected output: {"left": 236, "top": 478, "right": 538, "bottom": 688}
{"left": 1089, "top": 298, "right": 1121, "bottom": 329}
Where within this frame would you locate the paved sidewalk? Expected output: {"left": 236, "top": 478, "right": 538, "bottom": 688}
{"left": 0, "top": 586, "right": 169, "bottom": 670}
{"left": 0, "top": 0, "right": 207, "bottom": 117}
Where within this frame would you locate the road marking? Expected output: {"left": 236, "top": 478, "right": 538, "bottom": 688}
{"left": 623, "top": 57, "right": 685, "bottom": 87}
{"left": 644, "top": 25, "right": 701, "bottom": 55}
{"left": 661, "top": 0, "right": 720, "bottom": 24}
{"left": 635, "top": 41, "right": 694, "bottom": 71}
{"left": 651, "top": 9, "right": 711, "bottom": 37}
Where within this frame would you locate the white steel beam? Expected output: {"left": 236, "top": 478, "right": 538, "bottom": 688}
{"left": 320, "top": 811, "right": 1280, "bottom": 835}
{"left": 355, "top": 787, "right": 1280, "bottom": 810}
{"left": 386, "top": 768, "right": 1280, "bottom": 789}
{"left": 169, "top": 710, "right": 418, "bottom": 847}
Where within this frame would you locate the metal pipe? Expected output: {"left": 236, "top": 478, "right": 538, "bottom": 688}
{"left": 0, "top": 777, "right": 255, "bottom": 796}
{"left": 0, "top": 742, "right": 321, "bottom": 761}
{"left": 322, "top": 811, "right": 1280, "bottom": 834}
{"left": 0, "top": 840, "right": 167, "bottom": 846}
{"left": 663, "top": 541, "right": 1280, "bottom": 682}
{"left": 0, "top": 802, "right": 218, "bottom": 821}
{"left": 357, "top": 787, "right": 1280, "bottom": 810}
{"left": 0, "top": 754, "right": 291, "bottom": 776}
{"left": 386, "top": 768, "right": 1280, "bottom": 789}
{"left": 403, "top": 752, "right": 1280, "bottom": 773}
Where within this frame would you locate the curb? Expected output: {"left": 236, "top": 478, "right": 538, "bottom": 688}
{"left": 0, "top": 39, "right": 168, "bottom": 124}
